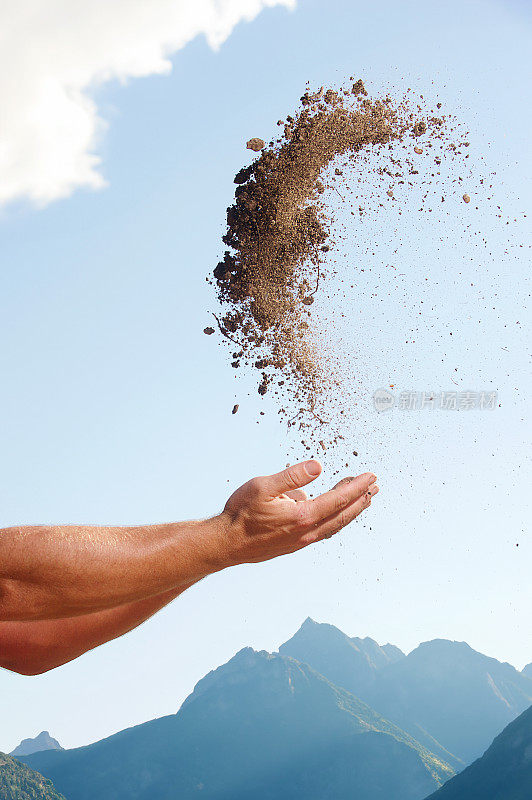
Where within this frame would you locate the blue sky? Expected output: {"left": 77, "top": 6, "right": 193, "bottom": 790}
{"left": 0, "top": 0, "right": 530, "bottom": 751}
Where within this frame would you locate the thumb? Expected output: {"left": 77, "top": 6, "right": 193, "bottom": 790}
{"left": 263, "top": 460, "right": 322, "bottom": 497}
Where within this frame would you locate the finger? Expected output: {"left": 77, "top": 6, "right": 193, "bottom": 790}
{"left": 263, "top": 460, "right": 322, "bottom": 497}
{"left": 332, "top": 477, "right": 355, "bottom": 490}
{"left": 304, "top": 487, "right": 377, "bottom": 543}
{"left": 303, "top": 472, "right": 376, "bottom": 523}
{"left": 285, "top": 489, "right": 308, "bottom": 501}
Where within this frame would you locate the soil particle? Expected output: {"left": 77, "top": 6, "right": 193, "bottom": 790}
{"left": 351, "top": 79, "right": 368, "bottom": 96}
{"left": 412, "top": 121, "right": 427, "bottom": 138}
{"left": 246, "top": 138, "right": 265, "bottom": 152}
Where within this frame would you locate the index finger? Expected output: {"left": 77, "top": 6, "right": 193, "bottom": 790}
{"left": 302, "top": 472, "right": 376, "bottom": 523}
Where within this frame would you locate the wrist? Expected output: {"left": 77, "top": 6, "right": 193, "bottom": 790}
{"left": 193, "top": 512, "right": 235, "bottom": 575}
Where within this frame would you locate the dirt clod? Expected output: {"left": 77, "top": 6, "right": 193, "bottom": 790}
{"left": 246, "top": 138, "right": 265, "bottom": 152}
{"left": 208, "top": 78, "right": 470, "bottom": 449}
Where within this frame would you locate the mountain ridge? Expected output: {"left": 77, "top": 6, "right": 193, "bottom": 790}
{"left": 280, "top": 620, "right": 532, "bottom": 765}
{"left": 16, "top": 621, "right": 532, "bottom": 800}
{"left": 279, "top": 617, "right": 405, "bottom": 695}
{"left": 22, "top": 647, "right": 453, "bottom": 800}
{"left": 425, "top": 703, "right": 532, "bottom": 799}
{"left": 11, "top": 732, "right": 63, "bottom": 758}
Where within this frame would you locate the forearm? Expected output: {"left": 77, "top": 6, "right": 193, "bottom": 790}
{"left": 0, "top": 518, "right": 227, "bottom": 621}
{"left": 0, "top": 461, "right": 378, "bottom": 624}
{"left": 0, "top": 582, "right": 195, "bottom": 675}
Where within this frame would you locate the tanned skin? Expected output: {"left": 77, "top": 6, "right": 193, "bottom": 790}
{"left": 0, "top": 460, "right": 378, "bottom": 675}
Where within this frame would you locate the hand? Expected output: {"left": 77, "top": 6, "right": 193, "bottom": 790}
{"left": 216, "top": 460, "right": 378, "bottom": 567}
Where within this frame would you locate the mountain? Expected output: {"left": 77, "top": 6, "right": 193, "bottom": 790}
{"left": 22, "top": 648, "right": 454, "bottom": 800}
{"left": 279, "top": 617, "right": 405, "bottom": 699}
{"left": 11, "top": 732, "right": 63, "bottom": 757}
{"left": 371, "top": 639, "right": 532, "bottom": 765}
{"left": 425, "top": 703, "right": 532, "bottom": 800}
{"left": 0, "top": 752, "right": 66, "bottom": 800}
{"left": 279, "top": 621, "right": 458, "bottom": 767}
{"left": 279, "top": 621, "right": 532, "bottom": 766}
{"left": 523, "top": 663, "right": 532, "bottom": 678}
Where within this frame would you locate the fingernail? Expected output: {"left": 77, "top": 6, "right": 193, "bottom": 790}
{"left": 305, "top": 460, "right": 321, "bottom": 476}
{"left": 369, "top": 474, "right": 377, "bottom": 484}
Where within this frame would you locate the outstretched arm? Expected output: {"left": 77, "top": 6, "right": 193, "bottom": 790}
{"left": 0, "top": 460, "right": 378, "bottom": 623}
{"left": 0, "top": 583, "right": 195, "bottom": 675}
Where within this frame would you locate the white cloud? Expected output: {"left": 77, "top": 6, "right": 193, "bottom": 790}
{"left": 0, "top": 0, "right": 294, "bottom": 207}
